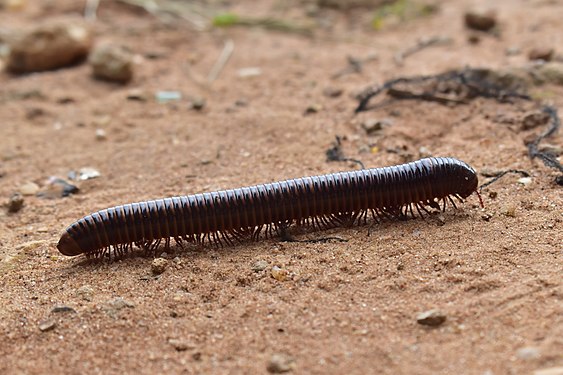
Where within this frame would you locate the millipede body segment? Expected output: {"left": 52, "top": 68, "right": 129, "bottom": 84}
{"left": 57, "top": 157, "right": 479, "bottom": 258}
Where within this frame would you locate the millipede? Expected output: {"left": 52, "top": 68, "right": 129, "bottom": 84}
{"left": 57, "top": 157, "right": 482, "bottom": 258}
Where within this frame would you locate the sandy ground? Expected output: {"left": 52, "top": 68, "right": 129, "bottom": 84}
{"left": 0, "top": 0, "right": 562, "bottom": 374}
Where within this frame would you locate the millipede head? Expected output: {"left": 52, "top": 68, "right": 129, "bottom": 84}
{"left": 455, "top": 162, "right": 479, "bottom": 199}
{"left": 57, "top": 231, "right": 84, "bottom": 256}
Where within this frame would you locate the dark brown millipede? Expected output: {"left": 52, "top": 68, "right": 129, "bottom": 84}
{"left": 57, "top": 157, "right": 482, "bottom": 258}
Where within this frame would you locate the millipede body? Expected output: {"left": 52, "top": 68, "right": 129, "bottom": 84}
{"left": 57, "top": 157, "right": 480, "bottom": 258}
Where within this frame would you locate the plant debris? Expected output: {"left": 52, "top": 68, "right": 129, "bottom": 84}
{"left": 526, "top": 106, "right": 563, "bottom": 178}
{"left": 479, "top": 170, "right": 530, "bottom": 190}
{"left": 355, "top": 68, "right": 562, "bottom": 183}
{"left": 355, "top": 68, "right": 530, "bottom": 113}
{"left": 325, "top": 136, "right": 365, "bottom": 169}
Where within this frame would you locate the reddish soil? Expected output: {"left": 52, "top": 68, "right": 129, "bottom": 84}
{"left": 1, "top": 1, "right": 561, "bottom": 374}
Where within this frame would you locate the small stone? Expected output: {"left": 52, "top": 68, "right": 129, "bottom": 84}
{"left": 25, "top": 107, "right": 46, "bottom": 120}
{"left": 267, "top": 353, "right": 295, "bottom": 373}
{"left": 7, "top": 20, "right": 92, "bottom": 73}
{"left": 361, "top": 118, "right": 392, "bottom": 135}
{"left": 528, "top": 47, "right": 554, "bottom": 62}
{"left": 517, "top": 177, "right": 532, "bottom": 185}
{"left": 436, "top": 215, "right": 446, "bottom": 226}
{"left": 505, "top": 46, "right": 521, "bottom": 56}
{"left": 467, "top": 34, "right": 480, "bottom": 44}
{"left": 19, "top": 182, "right": 39, "bottom": 196}
{"left": 69, "top": 167, "right": 101, "bottom": 181}
{"left": 464, "top": 10, "right": 497, "bottom": 31}
{"left": 106, "top": 297, "right": 134, "bottom": 311}
{"left": 271, "top": 266, "right": 288, "bottom": 281}
{"left": 252, "top": 260, "right": 269, "bottom": 272}
{"left": 151, "top": 258, "right": 168, "bottom": 275}
{"left": 94, "top": 128, "right": 107, "bottom": 141}
{"left": 516, "top": 346, "right": 540, "bottom": 360}
{"left": 304, "top": 104, "right": 322, "bottom": 115}
{"left": 235, "top": 99, "right": 248, "bottom": 107}
{"left": 51, "top": 305, "right": 76, "bottom": 313}
{"left": 75, "top": 285, "right": 94, "bottom": 301}
{"left": 155, "top": 91, "right": 182, "bottom": 103}
{"left": 481, "top": 212, "right": 493, "bottom": 222}
{"left": 89, "top": 44, "right": 134, "bottom": 83}
{"left": 522, "top": 111, "right": 550, "bottom": 130}
{"left": 322, "top": 87, "right": 343, "bottom": 98}
{"left": 38, "top": 319, "right": 56, "bottom": 332}
{"left": 416, "top": 309, "right": 447, "bottom": 326}
{"left": 37, "top": 177, "right": 78, "bottom": 199}
{"left": 534, "top": 366, "right": 563, "bottom": 375}
{"left": 237, "top": 67, "right": 262, "bottom": 78}
{"left": 501, "top": 204, "right": 517, "bottom": 217}
{"left": 7, "top": 193, "right": 24, "bottom": 213}
{"left": 556, "top": 176, "right": 563, "bottom": 186}
{"left": 188, "top": 97, "right": 206, "bottom": 111}
{"left": 126, "top": 88, "right": 147, "bottom": 101}
{"left": 168, "top": 338, "right": 193, "bottom": 352}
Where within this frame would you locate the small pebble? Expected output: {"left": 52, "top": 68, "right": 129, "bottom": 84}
{"left": 38, "top": 319, "right": 57, "bottom": 332}
{"left": 516, "top": 346, "right": 540, "bottom": 360}
{"left": 106, "top": 297, "right": 134, "bottom": 311}
{"left": 7, "top": 193, "right": 24, "bottom": 213}
{"left": 126, "top": 88, "right": 147, "bottom": 101}
{"left": 37, "top": 177, "right": 78, "bottom": 199}
{"left": 271, "top": 266, "right": 289, "bottom": 281}
{"left": 556, "top": 176, "right": 563, "bottom": 186}
{"left": 237, "top": 67, "right": 262, "bottom": 78}
{"left": 188, "top": 96, "right": 206, "bottom": 111}
{"left": 362, "top": 118, "right": 392, "bottom": 135}
{"left": 95, "top": 128, "right": 107, "bottom": 141}
{"left": 528, "top": 47, "right": 554, "bottom": 62}
{"left": 267, "top": 353, "right": 295, "bottom": 373}
{"left": 416, "top": 309, "right": 447, "bottom": 326}
{"left": 252, "top": 260, "right": 269, "bottom": 272}
{"left": 322, "top": 87, "right": 343, "bottom": 98}
{"left": 151, "top": 257, "right": 168, "bottom": 275}
{"left": 464, "top": 10, "right": 497, "bottom": 31}
{"left": 505, "top": 46, "right": 521, "bottom": 56}
{"left": 517, "top": 177, "right": 532, "bottom": 185}
{"left": 19, "top": 182, "right": 39, "bottom": 196}
{"left": 168, "top": 338, "right": 193, "bottom": 352}
{"left": 68, "top": 167, "right": 101, "bottom": 181}
{"left": 303, "top": 104, "right": 322, "bottom": 115}
{"left": 51, "top": 305, "right": 76, "bottom": 313}
{"left": 75, "top": 285, "right": 94, "bottom": 301}
{"left": 89, "top": 44, "right": 134, "bottom": 83}
{"left": 25, "top": 107, "right": 46, "bottom": 120}
{"left": 501, "top": 204, "right": 517, "bottom": 217}
{"left": 235, "top": 99, "right": 248, "bottom": 107}
{"left": 155, "top": 91, "right": 182, "bottom": 103}
{"left": 436, "top": 215, "right": 446, "bottom": 226}
{"left": 481, "top": 212, "right": 493, "bottom": 222}
{"left": 467, "top": 34, "right": 480, "bottom": 44}
{"left": 7, "top": 20, "right": 92, "bottom": 73}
